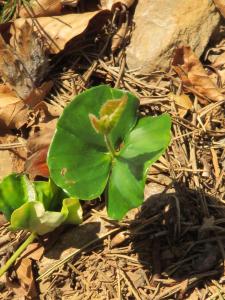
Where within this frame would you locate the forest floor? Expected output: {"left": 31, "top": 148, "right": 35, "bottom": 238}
{"left": 0, "top": 1, "right": 225, "bottom": 299}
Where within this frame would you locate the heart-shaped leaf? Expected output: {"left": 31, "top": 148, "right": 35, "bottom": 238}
{"left": 48, "top": 85, "right": 171, "bottom": 220}
{"left": 48, "top": 85, "right": 139, "bottom": 199}
{"left": 107, "top": 114, "right": 171, "bottom": 219}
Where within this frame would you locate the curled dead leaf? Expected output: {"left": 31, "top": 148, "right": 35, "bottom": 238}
{"left": 213, "top": 0, "right": 225, "bottom": 18}
{"left": 19, "top": 0, "right": 62, "bottom": 18}
{"left": 12, "top": 10, "right": 111, "bottom": 54}
{"left": 172, "top": 46, "right": 224, "bottom": 103}
{"left": 168, "top": 92, "right": 192, "bottom": 118}
{"left": 111, "top": 231, "right": 129, "bottom": 247}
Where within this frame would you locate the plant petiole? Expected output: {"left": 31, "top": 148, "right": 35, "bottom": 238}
{"left": 104, "top": 134, "right": 116, "bottom": 158}
{"left": 0, "top": 231, "right": 37, "bottom": 277}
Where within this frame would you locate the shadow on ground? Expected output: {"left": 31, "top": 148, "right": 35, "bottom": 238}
{"left": 130, "top": 183, "right": 225, "bottom": 298}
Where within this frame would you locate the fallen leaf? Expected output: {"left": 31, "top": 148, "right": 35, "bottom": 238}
{"left": 101, "top": 0, "right": 135, "bottom": 9}
{"left": 25, "top": 119, "right": 57, "bottom": 178}
{"left": 0, "top": 151, "right": 14, "bottom": 181}
{"left": 34, "top": 101, "right": 63, "bottom": 118}
{"left": 25, "top": 81, "right": 53, "bottom": 107}
{"left": 111, "top": 231, "right": 129, "bottom": 247}
{"left": 0, "top": 22, "right": 49, "bottom": 100}
{"left": 213, "top": 0, "right": 225, "bottom": 18}
{"left": 25, "top": 147, "right": 50, "bottom": 178}
{"left": 19, "top": 0, "right": 62, "bottom": 18}
{"left": 13, "top": 243, "right": 44, "bottom": 299}
{"left": 168, "top": 92, "right": 193, "bottom": 117}
{"left": 172, "top": 46, "right": 224, "bottom": 102}
{"left": 12, "top": 10, "right": 111, "bottom": 54}
{"left": 0, "top": 134, "right": 27, "bottom": 180}
{"left": 0, "top": 84, "right": 20, "bottom": 107}
{"left": 0, "top": 85, "right": 29, "bottom": 129}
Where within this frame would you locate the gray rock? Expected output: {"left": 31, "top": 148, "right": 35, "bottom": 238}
{"left": 127, "top": 0, "right": 220, "bottom": 73}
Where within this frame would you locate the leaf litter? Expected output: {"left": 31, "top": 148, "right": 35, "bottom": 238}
{"left": 0, "top": 1, "right": 225, "bottom": 299}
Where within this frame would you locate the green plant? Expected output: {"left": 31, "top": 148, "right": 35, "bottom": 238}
{"left": 48, "top": 85, "right": 171, "bottom": 219}
{"left": 0, "top": 174, "right": 82, "bottom": 277}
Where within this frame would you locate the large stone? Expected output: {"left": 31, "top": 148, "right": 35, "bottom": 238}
{"left": 127, "top": 0, "right": 220, "bottom": 73}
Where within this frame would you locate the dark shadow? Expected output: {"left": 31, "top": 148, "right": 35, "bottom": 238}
{"left": 128, "top": 183, "right": 225, "bottom": 298}
{"left": 43, "top": 221, "right": 103, "bottom": 261}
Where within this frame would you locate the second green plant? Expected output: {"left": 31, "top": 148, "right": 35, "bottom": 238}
{"left": 48, "top": 85, "right": 171, "bottom": 219}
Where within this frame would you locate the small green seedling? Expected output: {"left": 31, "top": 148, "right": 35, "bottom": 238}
{"left": 48, "top": 85, "right": 171, "bottom": 219}
{"left": 0, "top": 174, "right": 82, "bottom": 277}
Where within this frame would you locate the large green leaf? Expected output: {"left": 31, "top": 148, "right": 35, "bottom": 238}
{"left": 48, "top": 85, "right": 139, "bottom": 199}
{"left": 107, "top": 114, "right": 171, "bottom": 219}
{"left": 10, "top": 198, "right": 82, "bottom": 235}
{"left": 0, "top": 174, "right": 35, "bottom": 220}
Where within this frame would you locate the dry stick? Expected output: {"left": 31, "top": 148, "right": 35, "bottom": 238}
{"left": 191, "top": 97, "right": 210, "bottom": 217}
{"left": 114, "top": 52, "right": 126, "bottom": 88}
{"left": 211, "top": 148, "right": 220, "bottom": 179}
{"left": 0, "top": 142, "right": 26, "bottom": 149}
{"left": 119, "top": 269, "right": 142, "bottom": 300}
{"left": 117, "top": 267, "right": 122, "bottom": 300}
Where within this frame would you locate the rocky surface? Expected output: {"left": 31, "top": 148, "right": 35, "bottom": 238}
{"left": 127, "top": 0, "right": 221, "bottom": 73}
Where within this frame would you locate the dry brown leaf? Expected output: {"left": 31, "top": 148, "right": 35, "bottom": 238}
{"left": 12, "top": 10, "right": 111, "bottom": 54}
{"left": 13, "top": 243, "right": 44, "bottom": 299}
{"left": 111, "top": 231, "right": 129, "bottom": 247}
{"left": 0, "top": 84, "right": 20, "bottom": 106}
{"left": 0, "top": 85, "right": 29, "bottom": 129}
{"left": 25, "top": 81, "right": 53, "bottom": 107}
{"left": 0, "top": 101, "right": 28, "bottom": 129}
{"left": 213, "top": 0, "right": 225, "bottom": 18}
{"left": 101, "top": 0, "right": 135, "bottom": 9}
{"left": 0, "top": 151, "right": 14, "bottom": 181}
{"left": 172, "top": 46, "right": 224, "bottom": 102}
{"left": 34, "top": 101, "right": 63, "bottom": 118}
{"left": 1, "top": 22, "right": 48, "bottom": 100}
{"left": 25, "top": 119, "right": 57, "bottom": 178}
{"left": 19, "top": 0, "right": 62, "bottom": 18}
{"left": 168, "top": 92, "right": 193, "bottom": 117}
{"left": 0, "top": 134, "right": 27, "bottom": 179}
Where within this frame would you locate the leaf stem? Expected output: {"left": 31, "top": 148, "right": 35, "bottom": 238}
{"left": 104, "top": 134, "right": 116, "bottom": 158}
{"left": 0, "top": 232, "right": 37, "bottom": 278}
